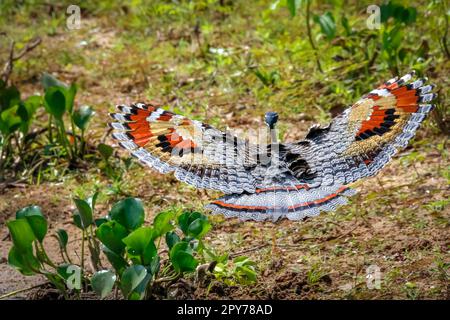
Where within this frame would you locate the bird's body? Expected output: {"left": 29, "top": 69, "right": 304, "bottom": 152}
{"left": 109, "top": 72, "right": 437, "bottom": 221}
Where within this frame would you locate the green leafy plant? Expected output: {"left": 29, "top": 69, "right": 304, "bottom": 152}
{"left": 208, "top": 252, "right": 257, "bottom": 286}
{"left": 92, "top": 206, "right": 212, "bottom": 299}
{"left": 0, "top": 80, "right": 41, "bottom": 179}
{"left": 42, "top": 73, "right": 94, "bottom": 162}
{"left": 7, "top": 205, "right": 76, "bottom": 298}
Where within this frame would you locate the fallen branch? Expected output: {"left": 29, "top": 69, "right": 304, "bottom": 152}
{"left": 0, "top": 282, "right": 49, "bottom": 300}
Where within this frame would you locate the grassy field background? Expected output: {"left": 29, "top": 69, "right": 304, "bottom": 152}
{"left": 0, "top": 0, "right": 448, "bottom": 299}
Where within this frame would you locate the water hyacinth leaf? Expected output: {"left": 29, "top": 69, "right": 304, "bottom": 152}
{"left": 73, "top": 198, "right": 93, "bottom": 228}
{"left": 178, "top": 211, "right": 202, "bottom": 234}
{"left": 95, "top": 217, "right": 108, "bottom": 227}
{"left": 178, "top": 211, "right": 211, "bottom": 239}
{"left": 18, "top": 95, "right": 41, "bottom": 134}
{"left": 128, "top": 272, "right": 152, "bottom": 300}
{"left": 72, "top": 211, "right": 83, "bottom": 229}
{"left": 121, "top": 265, "right": 147, "bottom": 299}
{"left": 170, "top": 241, "right": 198, "bottom": 273}
{"left": 187, "top": 218, "right": 211, "bottom": 239}
{"left": 91, "top": 270, "right": 117, "bottom": 299}
{"left": 165, "top": 231, "right": 180, "bottom": 250}
{"left": 0, "top": 105, "right": 21, "bottom": 135}
{"left": 8, "top": 245, "right": 40, "bottom": 276}
{"left": 98, "top": 143, "right": 113, "bottom": 160}
{"left": 110, "top": 197, "right": 145, "bottom": 231}
{"left": 56, "top": 229, "right": 68, "bottom": 249}
{"left": 102, "top": 246, "right": 128, "bottom": 275}
{"left": 96, "top": 221, "right": 128, "bottom": 254}
{"left": 44, "top": 87, "right": 66, "bottom": 120}
{"left": 122, "top": 227, "right": 153, "bottom": 252}
{"left": 65, "top": 83, "right": 77, "bottom": 113}
{"left": 41, "top": 72, "right": 67, "bottom": 90}
{"left": 286, "top": 0, "right": 302, "bottom": 17}
{"left": 7, "top": 219, "right": 36, "bottom": 252}
{"left": 314, "top": 12, "right": 336, "bottom": 40}
{"left": 152, "top": 210, "right": 175, "bottom": 239}
{"left": 150, "top": 255, "right": 160, "bottom": 275}
{"left": 0, "top": 84, "right": 20, "bottom": 112}
{"left": 172, "top": 251, "right": 198, "bottom": 273}
{"left": 16, "top": 205, "right": 47, "bottom": 242}
{"left": 87, "top": 192, "right": 99, "bottom": 212}
{"left": 123, "top": 227, "right": 156, "bottom": 265}
{"left": 73, "top": 105, "right": 94, "bottom": 131}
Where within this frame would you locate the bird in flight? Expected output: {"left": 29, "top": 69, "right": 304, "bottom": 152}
{"left": 109, "top": 71, "right": 437, "bottom": 221}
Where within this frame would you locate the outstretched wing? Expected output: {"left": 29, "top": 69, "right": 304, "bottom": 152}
{"left": 283, "top": 71, "right": 437, "bottom": 187}
{"left": 109, "top": 102, "right": 266, "bottom": 194}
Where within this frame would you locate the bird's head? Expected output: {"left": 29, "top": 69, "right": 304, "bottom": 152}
{"left": 264, "top": 112, "right": 279, "bottom": 129}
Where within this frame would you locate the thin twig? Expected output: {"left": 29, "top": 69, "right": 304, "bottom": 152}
{"left": 0, "top": 282, "right": 50, "bottom": 300}
{"left": 229, "top": 243, "right": 269, "bottom": 259}
{"left": 1, "top": 36, "right": 41, "bottom": 84}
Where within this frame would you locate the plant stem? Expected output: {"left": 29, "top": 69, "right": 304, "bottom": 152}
{"left": 39, "top": 242, "right": 57, "bottom": 269}
{"left": 305, "top": 0, "right": 323, "bottom": 73}
{"left": 154, "top": 272, "right": 180, "bottom": 284}
{"left": 80, "top": 229, "right": 85, "bottom": 276}
{"left": 64, "top": 247, "right": 73, "bottom": 264}
{"left": 48, "top": 116, "right": 53, "bottom": 143}
{"left": 442, "top": 0, "right": 450, "bottom": 59}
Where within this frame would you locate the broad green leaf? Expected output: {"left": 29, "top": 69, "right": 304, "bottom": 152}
{"left": 44, "top": 87, "right": 66, "bottom": 120}
{"left": 0, "top": 84, "right": 20, "bottom": 113}
{"left": 95, "top": 217, "right": 108, "bottom": 227}
{"left": 341, "top": 16, "right": 351, "bottom": 36}
{"left": 16, "top": 206, "right": 47, "bottom": 242}
{"left": 152, "top": 210, "right": 175, "bottom": 239}
{"left": 8, "top": 245, "right": 40, "bottom": 275}
{"left": 110, "top": 198, "right": 145, "bottom": 231}
{"left": 96, "top": 221, "right": 128, "bottom": 254}
{"left": 178, "top": 211, "right": 202, "bottom": 234}
{"left": 172, "top": 251, "right": 198, "bottom": 273}
{"left": 7, "top": 219, "right": 36, "bottom": 252}
{"left": 0, "top": 105, "right": 21, "bottom": 135}
{"left": 17, "top": 95, "right": 41, "bottom": 134}
{"left": 165, "top": 231, "right": 180, "bottom": 250}
{"left": 123, "top": 227, "right": 156, "bottom": 265}
{"left": 122, "top": 227, "right": 153, "bottom": 252}
{"left": 150, "top": 255, "right": 160, "bottom": 275}
{"left": 87, "top": 192, "right": 99, "bottom": 212}
{"left": 41, "top": 72, "right": 67, "bottom": 90}
{"left": 314, "top": 12, "right": 336, "bottom": 40}
{"left": 72, "top": 211, "right": 83, "bottom": 229}
{"left": 170, "top": 241, "right": 198, "bottom": 273}
{"left": 102, "top": 246, "right": 128, "bottom": 275}
{"left": 286, "top": 0, "right": 302, "bottom": 17}
{"left": 129, "top": 272, "right": 152, "bottom": 300}
{"left": 73, "top": 198, "right": 93, "bottom": 228}
{"left": 178, "top": 211, "right": 211, "bottom": 239}
{"left": 187, "top": 218, "right": 211, "bottom": 239}
{"left": 91, "top": 270, "right": 116, "bottom": 299}
{"left": 121, "top": 265, "right": 147, "bottom": 299}
{"left": 73, "top": 105, "right": 94, "bottom": 131}
{"left": 98, "top": 143, "right": 113, "bottom": 160}
{"left": 65, "top": 83, "right": 77, "bottom": 113}
{"left": 56, "top": 229, "right": 68, "bottom": 249}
